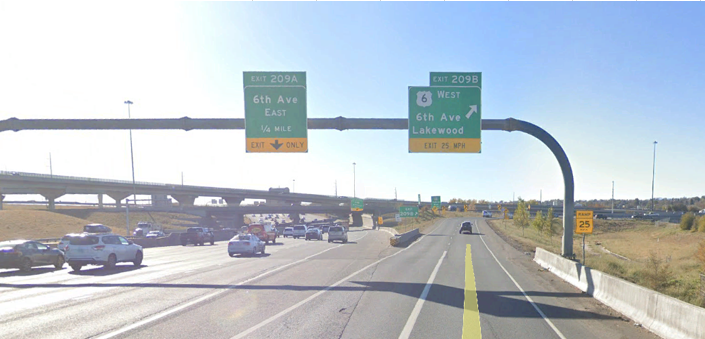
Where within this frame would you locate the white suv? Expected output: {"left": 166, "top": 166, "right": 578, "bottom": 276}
{"left": 292, "top": 225, "right": 307, "bottom": 239}
{"left": 64, "top": 234, "right": 143, "bottom": 271}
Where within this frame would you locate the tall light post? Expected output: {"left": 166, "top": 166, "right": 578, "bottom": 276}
{"left": 651, "top": 141, "right": 658, "bottom": 211}
{"left": 124, "top": 100, "right": 137, "bottom": 235}
{"left": 352, "top": 162, "right": 356, "bottom": 198}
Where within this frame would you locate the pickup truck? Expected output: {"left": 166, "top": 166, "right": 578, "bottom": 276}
{"left": 181, "top": 227, "right": 215, "bottom": 246}
{"left": 248, "top": 223, "right": 277, "bottom": 244}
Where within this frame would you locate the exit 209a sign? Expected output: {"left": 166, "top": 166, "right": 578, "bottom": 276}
{"left": 244, "top": 72, "right": 307, "bottom": 153}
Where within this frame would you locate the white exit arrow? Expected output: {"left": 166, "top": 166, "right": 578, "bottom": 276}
{"left": 466, "top": 105, "right": 477, "bottom": 119}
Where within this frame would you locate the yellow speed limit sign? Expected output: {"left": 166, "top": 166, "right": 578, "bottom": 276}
{"left": 575, "top": 210, "right": 594, "bottom": 234}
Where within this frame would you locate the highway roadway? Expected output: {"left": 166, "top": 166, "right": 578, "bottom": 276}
{"left": 0, "top": 217, "right": 657, "bottom": 339}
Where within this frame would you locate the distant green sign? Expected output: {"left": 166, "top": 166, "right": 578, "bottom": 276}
{"left": 351, "top": 198, "right": 364, "bottom": 212}
{"left": 431, "top": 196, "right": 441, "bottom": 209}
{"left": 399, "top": 206, "right": 419, "bottom": 218}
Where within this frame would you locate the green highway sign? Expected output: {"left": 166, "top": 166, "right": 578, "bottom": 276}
{"left": 243, "top": 71, "right": 307, "bottom": 153}
{"left": 430, "top": 72, "right": 482, "bottom": 87}
{"left": 399, "top": 206, "right": 419, "bottom": 218}
{"left": 431, "top": 196, "right": 441, "bottom": 209}
{"left": 408, "top": 85, "right": 481, "bottom": 153}
{"left": 351, "top": 198, "right": 364, "bottom": 212}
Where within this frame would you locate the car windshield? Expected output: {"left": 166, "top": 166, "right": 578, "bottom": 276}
{"left": 186, "top": 228, "right": 201, "bottom": 233}
{"left": 329, "top": 227, "right": 343, "bottom": 232}
{"left": 294, "top": 226, "right": 305, "bottom": 231}
{"left": 237, "top": 235, "right": 252, "bottom": 241}
{"left": 68, "top": 236, "right": 99, "bottom": 245}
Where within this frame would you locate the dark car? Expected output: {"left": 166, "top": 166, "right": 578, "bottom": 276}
{"left": 459, "top": 221, "right": 473, "bottom": 234}
{"left": 594, "top": 214, "right": 608, "bottom": 220}
{"left": 321, "top": 225, "right": 330, "bottom": 234}
{"left": 305, "top": 228, "right": 323, "bottom": 241}
{"left": 83, "top": 223, "right": 112, "bottom": 233}
{"left": 0, "top": 240, "right": 65, "bottom": 272}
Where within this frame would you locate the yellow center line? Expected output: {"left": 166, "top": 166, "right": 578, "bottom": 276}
{"left": 463, "top": 244, "right": 482, "bottom": 339}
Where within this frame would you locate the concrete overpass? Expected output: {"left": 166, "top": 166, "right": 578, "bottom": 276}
{"left": 0, "top": 170, "right": 420, "bottom": 226}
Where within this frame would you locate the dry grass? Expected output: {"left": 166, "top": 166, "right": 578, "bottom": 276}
{"left": 0, "top": 205, "right": 201, "bottom": 241}
{"left": 487, "top": 218, "right": 705, "bottom": 307}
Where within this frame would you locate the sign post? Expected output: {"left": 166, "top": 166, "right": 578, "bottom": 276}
{"left": 395, "top": 214, "right": 402, "bottom": 222}
{"left": 351, "top": 198, "right": 364, "bottom": 212}
{"left": 575, "top": 210, "right": 594, "bottom": 264}
{"left": 244, "top": 71, "right": 307, "bottom": 153}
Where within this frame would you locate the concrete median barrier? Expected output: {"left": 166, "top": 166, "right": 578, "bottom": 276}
{"left": 390, "top": 228, "right": 419, "bottom": 247}
{"left": 534, "top": 247, "right": 705, "bottom": 339}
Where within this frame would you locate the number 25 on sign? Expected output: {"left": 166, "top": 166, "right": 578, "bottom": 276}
{"left": 575, "top": 210, "right": 594, "bottom": 234}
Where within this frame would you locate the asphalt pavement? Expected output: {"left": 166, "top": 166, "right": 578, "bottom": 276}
{"left": 0, "top": 217, "right": 658, "bottom": 339}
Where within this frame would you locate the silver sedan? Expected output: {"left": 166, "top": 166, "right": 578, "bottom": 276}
{"left": 228, "top": 234, "right": 265, "bottom": 257}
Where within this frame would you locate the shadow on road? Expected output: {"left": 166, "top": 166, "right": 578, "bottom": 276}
{"left": 231, "top": 253, "right": 271, "bottom": 258}
{"left": 0, "top": 279, "right": 617, "bottom": 320}
{"left": 67, "top": 265, "right": 147, "bottom": 276}
{"left": 0, "top": 267, "right": 60, "bottom": 277}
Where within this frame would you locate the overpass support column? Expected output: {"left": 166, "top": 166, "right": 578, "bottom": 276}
{"left": 0, "top": 194, "right": 4, "bottom": 210}
{"left": 290, "top": 213, "right": 301, "bottom": 224}
{"left": 233, "top": 213, "right": 245, "bottom": 227}
{"left": 223, "top": 197, "right": 244, "bottom": 206}
{"left": 172, "top": 195, "right": 197, "bottom": 207}
{"left": 98, "top": 194, "right": 104, "bottom": 209}
{"left": 351, "top": 211, "right": 363, "bottom": 227}
{"left": 38, "top": 189, "right": 65, "bottom": 211}
{"left": 107, "top": 192, "right": 130, "bottom": 209}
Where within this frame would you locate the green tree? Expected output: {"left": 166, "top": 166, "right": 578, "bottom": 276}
{"left": 532, "top": 210, "right": 545, "bottom": 236}
{"left": 680, "top": 212, "right": 695, "bottom": 230}
{"left": 698, "top": 216, "right": 705, "bottom": 233}
{"left": 514, "top": 199, "right": 530, "bottom": 237}
{"left": 545, "top": 207, "right": 557, "bottom": 243}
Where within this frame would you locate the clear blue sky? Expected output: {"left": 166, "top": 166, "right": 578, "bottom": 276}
{"left": 0, "top": 2, "right": 703, "bottom": 204}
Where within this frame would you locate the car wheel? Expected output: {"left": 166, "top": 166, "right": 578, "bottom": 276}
{"left": 328, "top": 240, "right": 331, "bottom": 243}
{"left": 70, "top": 264, "right": 83, "bottom": 272}
{"left": 54, "top": 255, "right": 65, "bottom": 269}
{"left": 272, "top": 238, "right": 276, "bottom": 244}
{"left": 105, "top": 254, "right": 117, "bottom": 270}
{"left": 343, "top": 240, "right": 347, "bottom": 244}
{"left": 261, "top": 246, "right": 266, "bottom": 255}
{"left": 210, "top": 239, "right": 214, "bottom": 245}
{"left": 133, "top": 251, "right": 143, "bottom": 267}
{"left": 19, "top": 258, "right": 32, "bottom": 272}
{"left": 229, "top": 252, "right": 235, "bottom": 257}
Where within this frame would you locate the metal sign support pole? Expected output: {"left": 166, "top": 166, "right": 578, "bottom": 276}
{"left": 0, "top": 117, "right": 575, "bottom": 257}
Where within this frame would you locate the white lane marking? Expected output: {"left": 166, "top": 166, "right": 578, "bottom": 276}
{"left": 478, "top": 225, "right": 567, "bottom": 339}
{"left": 95, "top": 244, "right": 343, "bottom": 339}
{"left": 230, "top": 226, "right": 430, "bottom": 339}
{"left": 71, "top": 294, "right": 93, "bottom": 301}
{"left": 398, "top": 250, "right": 447, "bottom": 339}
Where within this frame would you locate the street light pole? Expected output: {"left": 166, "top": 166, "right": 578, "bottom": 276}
{"left": 651, "top": 141, "right": 658, "bottom": 211}
{"left": 125, "top": 100, "right": 137, "bottom": 236}
{"left": 353, "top": 162, "right": 356, "bottom": 198}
